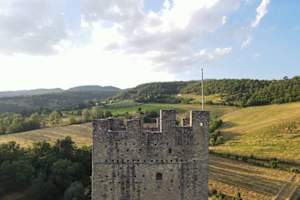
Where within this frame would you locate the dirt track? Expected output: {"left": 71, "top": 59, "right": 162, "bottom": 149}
{"left": 209, "top": 155, "right": 300, "bottom": 200}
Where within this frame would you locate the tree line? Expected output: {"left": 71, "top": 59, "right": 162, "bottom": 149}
{"left": 0, "top": 107, "right": 160, "bottom": 135}
{"left": 0, "top": 90, "right": 118, "bottom": 114}
{"left": 117, "top": 77, "right": 300, "bottom": 107}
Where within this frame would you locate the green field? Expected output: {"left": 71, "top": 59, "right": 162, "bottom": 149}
{"left": 0, "top": 103, "right": 236, "bottom": 147}
{"left": 103, "top": 101, "right": 234, "bottom": 117}
{"left": 212, "top": 102, "right": 300, "bottom": 162}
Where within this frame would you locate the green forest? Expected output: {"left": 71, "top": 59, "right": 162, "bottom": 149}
{"left": 117, "top": 77, "right": 300, "bottom": 107}
{"left": 0, "top": 137, "right": 91, "bottom": 200}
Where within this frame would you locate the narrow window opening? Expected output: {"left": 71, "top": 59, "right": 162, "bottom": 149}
{"left": 168, "top": 148, "right": 172, "bottom": 154}
{"left": 156, "top": 172, "right": 163, "bottom": 181}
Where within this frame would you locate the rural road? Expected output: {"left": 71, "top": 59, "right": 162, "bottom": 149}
{"left": 272, "top": 175, "right": 299, "bottom": 200}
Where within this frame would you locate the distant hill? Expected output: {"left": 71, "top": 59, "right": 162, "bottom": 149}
{"left": 0, "top": 85, "right": 121, "bottom": 113}
{"left": 0, "top": 90, "right": 119, "bottom": 114}
{"left": 116, "top": 77, "right": 300, "bottom": 107}
{"left": 0, "top": 88, "right": 63, "bottom": 98}
{"left": 116, "top": 81, "right": 190, "bottom": 103}
{"left": 0, "top": 85, "right": 121, "bottom": 99}
{"left": 68, "top": 85, "right": 120, "bottom": 92}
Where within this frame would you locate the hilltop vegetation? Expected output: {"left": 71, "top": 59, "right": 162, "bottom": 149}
{"left": 0, "top": 90, "right": 118, "bottom": 114}
{"left": 117, "top": 76, "right": 300, "bottom": 107}
{"left": 0, "top": 88, "right": 63, "bottom": 98}
{"left": 68, "top": 85, "right": 120, "bottom": 92}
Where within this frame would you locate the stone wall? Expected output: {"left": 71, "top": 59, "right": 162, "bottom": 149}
{"left": 92, "top": 109, "right": 209, "bottom": 200}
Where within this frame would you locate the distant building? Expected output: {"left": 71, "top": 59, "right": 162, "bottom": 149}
{"left": 92, "top": 109, "right": 209, "bottom": 200}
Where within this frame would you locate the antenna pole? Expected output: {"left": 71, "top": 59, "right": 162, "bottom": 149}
{"left": 201, "top": 68, "right": 204, "bottom": 111}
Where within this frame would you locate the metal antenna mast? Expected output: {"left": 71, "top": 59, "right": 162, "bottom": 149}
{"left": 201, "top": 68, "right": 204, "bottom": 111}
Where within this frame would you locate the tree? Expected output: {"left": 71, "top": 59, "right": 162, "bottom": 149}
{"left": 69, "top": 115, "right": 79, "bottom": 125}
{"left": 104, "top": 111, "right": 113, "bottom": 118}
{"left": 64, "top": 181, "right": 85, "bottom": 200}
{"left": 30, "top": 174, "right": 59, "bottom": 200}
{"left": 0, "top": 160, "right": 34, "bottom": 189}
{"left": 50, "top": 159, "right": 80, "bottom": 191}
{"left": 48, "top": 111, "right": 62, "bottom": 127}
{"left": 91, "top": 107, "right": 104, "bottom": 120}
{"left": 82, "top": 109, "right": 92, "bottom": 122}
{"left": 143, "top": 110, "right": 158, "bottom": 123}
{"left": 24, "top": 112, "right": 41, "bottom": 130}
{"left": 270, "top": 158, "right": 279, "bottom": 169}
{"left": 54, "top": 137, "right": 75, "bottom": 159}
{"left": 0, "top": 137, "right": 91, "bottom": 199}
{"left": 7, "top": 114, "right": 24, "bottom": 133}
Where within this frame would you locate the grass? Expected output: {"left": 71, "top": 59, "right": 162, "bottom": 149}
{"left": 212, "top": 102, "right": 300, "bottom": 163}
{"left": 177, "top": 94, "right": 223, "bottom": 104}
{"left": 0, "top": 123, "right": 92, "bottom": 147}
{"left": 0, "top": 103, "right": 236, "bottom": 147}
{"left": 103, "top": 101, "right": 235, "bottom": 117}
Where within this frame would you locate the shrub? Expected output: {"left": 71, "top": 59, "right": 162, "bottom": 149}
{"left": 270, "top": 158, "right": 279, "bottom": 169}
{"left": 215, "top": 136, "right": 225, "bottom": 145}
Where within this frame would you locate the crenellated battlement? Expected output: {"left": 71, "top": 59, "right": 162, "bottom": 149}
{"left": 93, "top": 109, "right": 209, "bottom": 136}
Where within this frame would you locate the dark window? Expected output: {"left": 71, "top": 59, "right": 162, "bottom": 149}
{"left": 168, "top": 148, "right": 172, "bottom": 154}
{"left": 156, "top": 173, "right": 163, "bottom": 181}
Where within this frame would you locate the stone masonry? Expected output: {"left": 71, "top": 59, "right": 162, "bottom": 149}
{"left": 92, "top": 109, "right": 209, "bottom": 200}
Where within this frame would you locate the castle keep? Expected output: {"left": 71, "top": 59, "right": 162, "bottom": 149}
{"left": 92, "top": 110, "right": 209, "bottom": 200}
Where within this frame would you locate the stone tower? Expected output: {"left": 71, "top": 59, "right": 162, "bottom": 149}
{"left": 92, "top": 109, "right": 209, "bottom": 200}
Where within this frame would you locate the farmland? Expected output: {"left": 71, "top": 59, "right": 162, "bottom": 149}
{"left": 212, "top": 102, "right": 300, "bottom": 162}
{"left": 209, "top": 155, "right": 300, "bottom": 200}
{"left": 1, "top": 102, "right": 300, "bottom": 199}
{"left": 0, "top": 103, "right": 236, "bottom": 147}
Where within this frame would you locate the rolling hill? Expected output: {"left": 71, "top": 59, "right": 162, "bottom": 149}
{"left": 68, "top": 85, "right": 120, "bottom": 92}
{"left": 0, "top": 101, "right": 300, "bottom": 162}
{"left": 0, "top": 88, "right": 63, "bottom": 98}
{"left": 1, "top": 102, "right": 300, "bottom": 164}
{"left": 212, "top": 102, "right": 300, "bottom": 162}
{"left": 0, "top": 103, "right": 236, "bottom": 147}
{"left": 116, "top": 77, "right": 300, "bottom": 106}
{"left": 0, "top": 85, "right": 121, "bottom": 113}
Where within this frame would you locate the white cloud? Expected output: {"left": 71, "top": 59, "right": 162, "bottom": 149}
{"left": 241, "top": 36, "right": 252, "bottom": 48}
{"left": 0, "top": 0, "right": 68, "bottom": 55}
{"left": 240, "top": 0, "right": 270, "bottom": 49}
{"left": 251, "top": 0, "right": 270, "bottom": 28}
{"left": 80, "top": 0, "right": 239, "bottom": 72}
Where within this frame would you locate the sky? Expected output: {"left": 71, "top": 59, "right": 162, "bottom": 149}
{"left": 0, "top": 0, "right": 299, "bottom": 91}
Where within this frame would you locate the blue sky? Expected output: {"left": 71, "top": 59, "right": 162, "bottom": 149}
{"left": 0, "top": 0, "right": 299, "bottom": 91}
{"left": 183, "top": 0, "right": 300, "bottom": 80}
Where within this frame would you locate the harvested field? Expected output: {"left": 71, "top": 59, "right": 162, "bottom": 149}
{"left": 209, "top": 155, "right": 300, "bottom": 200}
